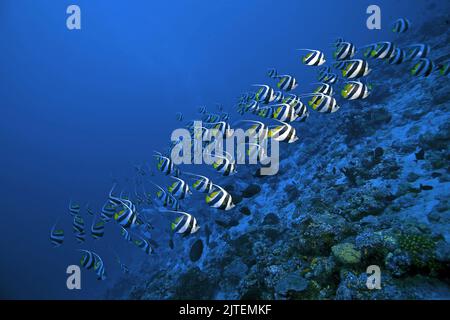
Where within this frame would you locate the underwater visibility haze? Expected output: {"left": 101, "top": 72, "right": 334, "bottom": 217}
{"left": 0, "top": 0, "right": 449, "bottom": 300}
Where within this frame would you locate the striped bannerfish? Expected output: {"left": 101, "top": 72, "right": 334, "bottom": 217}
{"left": 93, "top": 252, "right": 107, "bottom": 280}
{"left": 313, "top": 82, "right": 334, "bottom": 96}
{"left": 152, "top": 182, "right": 180, "bottom": 211}
{"left": 85, "top": 203, "right": 94, "bottom": 216}
{"left": 79, "top": 249, "right": 96, "bottom": 270}
{"left": 205, "top": 184, "right": 235, "bottom": 211}
{"left": 267, "top": 68, "right": 278, "bottom": 78}
{"left": 333, "top": 42, "right": 356, "bottom": 60}
{"left": 273, "top": 91, "right": 284, "bottom": 103}
{"left": 253, "top": 84, "right": 276, "bottom": 104}
{"left": 91, "top": 217, "right": 105, "bottom": 239}
{"left": 304, "top": 93, "right": 340, "bottom": 113}
{"left": 268, "top": 120, "right": 299, "bottom": 143}
{"left": 318, "top": 72, "right": 338, "bottom": 84}
{"left": 341, "top": 81, "right": 371, "bottom": 100}
{"left": 133, "top": 236, "right": 152, "bottom": 255}
{"left": 167, "top": 210, "right": 200, "bottom": 235}
{"left": 298, "top": 49, "right": 326, "bottom": 66}
{"left": 211, "top": 151, "right": 237, "bottom": 176}
{"left": 370, "top": 42, "right": 396, "bottom": 59}
{"left": 392, "top": 18, "right": 410, "bottom": 33}
{"left": 101, "top": 200, "right": 117, "bottom": 222}
{"left": 244, "top": 100, "right": 260, "bottom": 113}
{"left": 50, "top": 222, "right": 64, "bottom": 247}
{"left": 197, "top": 106, "right": 207, "bottom": 114}
{"left": 202, "top": 113, "right": 221, "bottom": 123}
{"left": 294, "top": 102, "right": 309, "bottom": 122}
{"left": 119, "top": 226, "right": 132, "bottom": 242}
{"left": 238, "top": 120, "right": 268, "bottom": 141}
{"left": 276, "top": 74, "right": 298, "bottom": 92}
{"left": 405, "top": 44, "right": 430, "bottom": 61}
{"left": 237, "top": 142, "right": 267, "bottom": 163}
{"left": 272, "top": 103, "right": 299, "bottom": 122}
{"left": 388, "top": 48, "right": 406, "bottom": 65}
{"left": 341, "top": 59, "right": 371, "bottom": 79}
{"left": 362, "top": 44, "right": 376, "bottom": 58}
{"left": 168, "top": 176, "right": 191, "bottom": 200}
{"left": 69, "top": 201, "right": 81, "bottom": 216}
{"left": 411, "top": 58, "right": 435, "bottom": 77}
{"left": 73, "top": 215, "right": 84, "bottom": 234}
{"left": 109, "top": 184, "right": 139, "bottom": 229}
{"left": 184, "top": 172, "right": 214, "bottom": 193}
{"left": 220, "top": 112, "right": 230, "bottom": 122}
{"left": 176, "top": 112, "right": 183, "bottom": 122}
{"left": 154, "top": 151, "right": 174, "bottom": 175}
{"left": 75, "top": 231, "right": 86, "bottom": 244}
{"left": 208, "top": 121, "right": 234, "bottom": 138}
{"left": 282, "top": 94, "right": 302, "bottom": 109}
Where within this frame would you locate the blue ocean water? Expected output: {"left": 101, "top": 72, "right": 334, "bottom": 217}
{"left": 0, "top": 0, "right": 448, "bottom": 299}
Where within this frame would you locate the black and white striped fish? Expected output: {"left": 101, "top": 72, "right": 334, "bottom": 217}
{"left": 268, "top": 120, "right": 299, "bottom": 143}
{"left": 207, "top": 121, "right": 234, "bottom": 138}
{"left": 388, "top": 48, "right": 406, "bottom": 65}
{"left": 273, "top": 91, "right": 284, "bottom": 103}
{"left": 133, "top": 236, "right": 152, "bottom": 255}
{"left": 197, "top": 106, "right": 207, "bottom": 114}
{"left": 333, "top": 42, "right": 356, "bottom": 60}
{"left": 205, "top": 184, "right": 235, "bottom": 211}
{"left": 392, "top": 18, "right": 410, "bottom": 33}
{"left": 298, "top": 49, "right": 326, "bottom": 66}
{"left": 169, "top": 210, "right": 200, "bottom": 235}
{"left": 75, "top": 232, "right": 86, "bottom": 244}
{"left": 304, "top": 93, "right": 340, "bottom": 113}
{"left": 69, "top": 201, "right": 81, "bottom": 216}
{"left": 50, "top": 222, "right": 64, "bottom": 247}
{"left": 79, "top": 250, "right": 106, "bottom": 280}
{"left": 411, "top": 58, "right": 435, "bottom": 77}
{"left": 168, "top": 176, "right": 191, "bottom": 200}
{"left": 341, "top": 81, "right": 371, "bottom": 100}
{"left": 294, "top": 102, "right": 309, "bottom": 122}
{"left": 73, "top": 215, "right": 84, "bottom": 234}
{"left": 211, "top": 151, "right": 236, "bottom": 176}
{"left": 272, "top": 103, "right": 298, "bottom": 122}
{"left": 405, "top": 44, "right": 430, "bottom": 61}
{"left": 438, "top": 61, "right": 449, "bottom": 76}
{"left": 276, "top": 74, "right": 299, "bottom": 92}
{"left": 101, "top": 200, "right": 117, "bottom": 222}
{"left": 152, "top": 182, "right": 180, "bottom": 211}
{"left": 239, "top": 120, "right": 269, "bottom": 141}
{"left": 91, "top": 217, "right": 105, "bottom": 239}
{"left": 109, "top": 184, "right": 139, "bottom": 229}
{"left": 369, "top": 42, "right": 396, "bottom": 59}
{"left": 253, "top": 84, "right": 276, "bottom": 104}
{"left": 341, "top": 59, "right": 371, "bottom": 79}
{"left": 120, "top": 226, "right": 132, "bottom": 242}
{"left": 154, "top": 151, "right": 174, "bottom": 175}
{"left": 184, "top": 172, "right": 214, "bottom": 193}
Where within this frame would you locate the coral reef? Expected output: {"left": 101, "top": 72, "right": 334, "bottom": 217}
{"left": 105, "top": 14, "right": 450, "bottom": 300}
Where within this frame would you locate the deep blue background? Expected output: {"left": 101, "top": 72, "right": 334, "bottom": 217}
{"left": 0, "top": 0, "right": 439, "bottom": 299}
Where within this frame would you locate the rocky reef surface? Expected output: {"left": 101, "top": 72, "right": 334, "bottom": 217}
{"left": 106, "top": 15, "right": 450, "bottom": 300}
